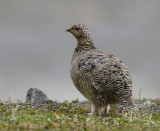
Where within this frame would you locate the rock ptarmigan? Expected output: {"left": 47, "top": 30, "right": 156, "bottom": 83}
{"left": 66, "top": 24, "right": 133, "bottom": 116}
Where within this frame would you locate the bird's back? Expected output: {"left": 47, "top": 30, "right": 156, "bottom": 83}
{"left": 71, "top": 48, "right": 133, "bottom": 106}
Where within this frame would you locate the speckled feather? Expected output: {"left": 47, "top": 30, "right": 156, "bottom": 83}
{"left": 67, "top": 24, "right": 133, "bottom": 116}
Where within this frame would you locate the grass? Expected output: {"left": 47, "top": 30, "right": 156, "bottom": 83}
{"left": 0, "top": 99, "right": 160, "bottom": 130}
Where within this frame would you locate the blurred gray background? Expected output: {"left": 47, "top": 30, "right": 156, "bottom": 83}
{"left": 0, "top": 0, "right": 160, "bottom": 102}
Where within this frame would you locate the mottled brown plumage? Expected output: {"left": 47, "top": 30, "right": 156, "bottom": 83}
{"left": 66, "top": 24, "right": 133, "bottom": 116}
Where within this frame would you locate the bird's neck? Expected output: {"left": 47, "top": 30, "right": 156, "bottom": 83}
{"left": 75, "top": 38, "right": 96, "bottom": 52}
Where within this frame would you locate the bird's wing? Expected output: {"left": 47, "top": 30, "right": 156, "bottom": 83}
{"left": 78, "top": 53, "right": 132, "bottom": 92}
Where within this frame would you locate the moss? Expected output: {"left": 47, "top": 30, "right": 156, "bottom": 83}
{"left": 0, "top": 99, "right": 160, "bottom": 130}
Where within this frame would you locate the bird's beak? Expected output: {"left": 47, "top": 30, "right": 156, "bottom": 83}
{"left": 66, "top": 28, "right": 70, "bottom": 32}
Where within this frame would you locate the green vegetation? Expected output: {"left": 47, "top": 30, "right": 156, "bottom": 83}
{"left": 0, "top": 99, "right": 160, "bottom": 130}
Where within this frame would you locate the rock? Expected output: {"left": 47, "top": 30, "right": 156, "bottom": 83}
{"left": 144, "top": 99, "right": 151, "bottom": 107}
{"left": 25, "top": 87, "right": 48, "bottom": 104}
{"left": 74, "top": 100, "right": 89, "bottom": 106}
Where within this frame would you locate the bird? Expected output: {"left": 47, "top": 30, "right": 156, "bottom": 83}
{"left": 66, "top": 24, "right": 133, "bottom": 116}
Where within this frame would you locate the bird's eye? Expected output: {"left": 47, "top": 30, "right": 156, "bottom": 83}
{"left": 75, "top": 27, "right": 80, "bottom": 31}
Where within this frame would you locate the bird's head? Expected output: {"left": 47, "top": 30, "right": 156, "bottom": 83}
{"left": 66, "top": 24, "right": 94, "bottom": 45}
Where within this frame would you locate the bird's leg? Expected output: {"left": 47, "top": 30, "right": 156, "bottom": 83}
{"left": 105, "top": 104, "right": 110, "bottom": 114}
{"left": 100, "top": 104, "right": 110, "bottom": 116}
{"left": 88, "top": 103, "right": 100, "bottom": 116}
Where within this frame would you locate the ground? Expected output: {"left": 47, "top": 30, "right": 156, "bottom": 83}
{"left": 0, "top": 99, "right": 160, "bottom": 130}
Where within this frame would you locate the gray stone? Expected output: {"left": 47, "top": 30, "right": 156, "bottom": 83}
{"left": 74, "top": 100, "right": 89, "bottom": 106}
{"left": 25, "top": 87, "right": 48, "bottom": 104}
